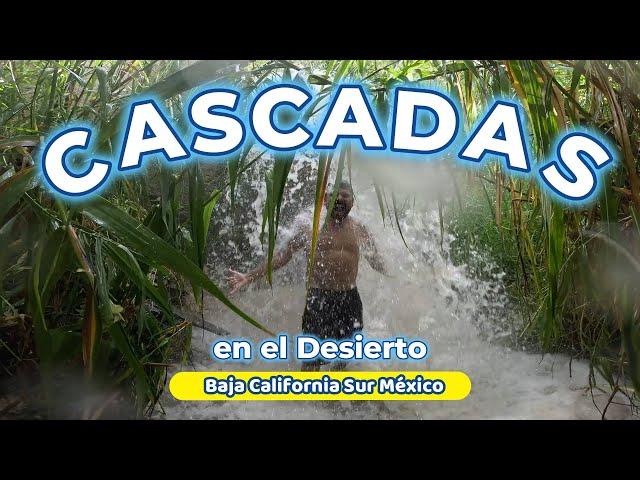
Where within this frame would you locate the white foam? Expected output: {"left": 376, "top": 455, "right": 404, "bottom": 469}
{"left": 157, "top": 155, "right": 634, "bottom": 420}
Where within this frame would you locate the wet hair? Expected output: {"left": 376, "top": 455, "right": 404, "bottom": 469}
{"left": 338, "top": 180, "right": 353, "bottom": 192}
{"left": 327, "top": 180, "right": 354, "bottom": 195}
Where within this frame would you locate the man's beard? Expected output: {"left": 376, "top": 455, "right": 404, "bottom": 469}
{"left": 331, "top": 202, "right": 350, "bottom": 220}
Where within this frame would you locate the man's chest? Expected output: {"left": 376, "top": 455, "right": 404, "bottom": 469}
{"left": 316, "top": 223, "right": 359, "bottom": 255}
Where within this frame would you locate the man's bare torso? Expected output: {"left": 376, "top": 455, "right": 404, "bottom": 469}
{"left": 312, "top": 218, "right": 361, "bottom": 290}
{"left": 295, "top": 218, "right": 364, "bottom": 291}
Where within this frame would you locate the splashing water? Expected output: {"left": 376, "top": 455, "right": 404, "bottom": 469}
{"left": 157, "top": 154, "right": 634, "bottom": 420}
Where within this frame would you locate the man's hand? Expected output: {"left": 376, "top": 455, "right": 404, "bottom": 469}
{"left": 226, "top": 268, "right": 250, "bottom": 295}
{"left": 224, "top": 227, "right": 306, "bottom": 295}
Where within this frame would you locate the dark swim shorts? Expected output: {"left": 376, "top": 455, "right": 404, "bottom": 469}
{"left": 301, "top": 287, "right": 363, "bottom": 340}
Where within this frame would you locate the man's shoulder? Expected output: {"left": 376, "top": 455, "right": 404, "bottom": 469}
{"left": 292, "top": 223, "right": 312, "bottom": 239}
{"left": 348, "top": 218, "right": 369, "bottom": 236}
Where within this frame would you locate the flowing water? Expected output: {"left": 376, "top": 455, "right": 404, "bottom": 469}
{"left": 158, "top": 154, "right": 635, "bottom": 420}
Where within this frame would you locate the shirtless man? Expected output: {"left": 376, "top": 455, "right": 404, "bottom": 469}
{"left": 226, "top": 180, "right": 388, "bottom": 371}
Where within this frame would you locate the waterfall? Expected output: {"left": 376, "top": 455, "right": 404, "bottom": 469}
{"left": 158, "top": 150, "right": 633, "bottom": 419}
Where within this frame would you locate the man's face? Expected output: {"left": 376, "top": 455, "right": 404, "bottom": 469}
{"left": 325, "top": 187, "right": 353, "bottom": 220}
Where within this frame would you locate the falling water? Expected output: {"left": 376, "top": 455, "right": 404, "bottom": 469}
{"left": 157, "top": 152, "right": 634, "bottom": 420}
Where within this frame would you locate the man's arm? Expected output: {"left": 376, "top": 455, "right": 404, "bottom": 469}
{"left": 226, "top": 226, "right": 308, "bottom": 294}
{"left": 356, "top": 222, "right": 391, "bottom": 277}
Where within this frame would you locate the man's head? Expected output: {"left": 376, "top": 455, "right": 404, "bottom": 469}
{"left": 325, "top": 180, "right": 354, "bottom": 221}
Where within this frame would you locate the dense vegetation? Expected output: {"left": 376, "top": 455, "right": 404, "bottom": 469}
{"left": 1, "top": 60, "right": 638, "bottom": 418}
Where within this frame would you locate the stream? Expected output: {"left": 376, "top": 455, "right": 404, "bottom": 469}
{"left": 157, "top": 154, "right": 634, "bottom": 420}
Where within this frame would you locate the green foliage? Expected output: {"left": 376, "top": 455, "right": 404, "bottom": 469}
{"left": 447, "top": 181, "right": 520, "bottom": 284}
{"left": 2, "top": 59, "right": 640, "bottom": 417}
{"left": 0, "top": 60, "right": 267, "bottom": 417}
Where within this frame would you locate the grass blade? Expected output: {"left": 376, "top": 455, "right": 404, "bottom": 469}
{"left": 0, "top": 166, "right": 36, "bottom": 222}
{"left": 324, "top": 145, "right": 347, "bottom": 227}
{"left": 306, "top": 152, "right": 333, "bottom": 288}
{"left": 391, "top": 193, "right": 411, "bottom": 251}
{"left": 102, "top": 240, "right": 172, "bottom": 318}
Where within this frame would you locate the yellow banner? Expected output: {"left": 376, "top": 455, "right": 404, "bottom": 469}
{"left": 169, "top": 371, "right": 471, "bottom": 401}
